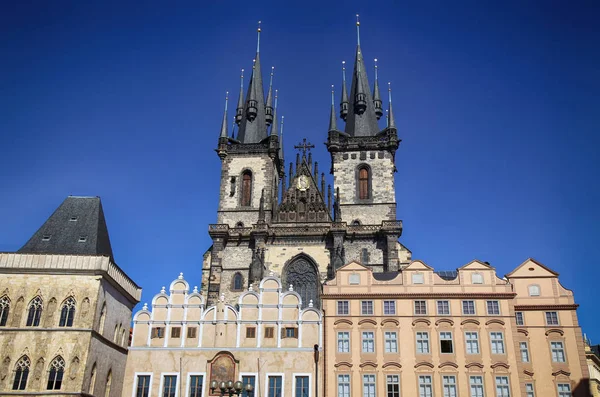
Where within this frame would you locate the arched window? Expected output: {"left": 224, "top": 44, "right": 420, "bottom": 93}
{"left": 352, "top": 220, "right": 361, "bottom": 226}
{"left": 120, "top": 326, "right": 126, "bottom": 346}
{"left": 12, "top": 356, "right": 30, "bottom": 390}
{"left": 361, "top": 249, "right": 369, "bottom": 265}
{"left": 59, "top": 297, "right": 76, "bottom": 327}
{"left": 26, "top": 296, "right": 43, "bottom": 327}
{"left": 0, "top": 295, "right": 10, "bottom": 326}
{"left": 471, "top": 273, "right": 483, "bottom": 284}
{"left": 47, "top": 356, "right": 65, "bottom": 390}
{"left": 528, "top": 285, "right": 540, "bottom": 296}
{"left": 99, "top": 303, "right": 106, "bottom": 334}
{"left": 241, "top": 170, "right": 252, "bottom": 207}
{"left": 235, "top": 221, "right": 244, "bottom": 227}
{"left": 232, "top": 273, "right": 243, "bottom": 291}
{"left": 104, "top": 370, "right": 112, "bottom": 397}
{"left": 114, "top": 324, "right": 119, "bottom": 343}
{"left": 358, "top": 166, "right": 370, "bottom": 200}
{"left": 88, "top": 363, "right": 97, "bottom": 395}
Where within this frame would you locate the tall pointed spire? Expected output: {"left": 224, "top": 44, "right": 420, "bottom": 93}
{"left": 388, "top": 82, "right": 396, "bottom": 129}
{"left": 373, "top": 59, "right": 383, "bottom": 120}
{"left": 356, "top": 14, "right": 361, "bottom": 46}
{"left": 279, "top": 115, "right": 284, "bottom": 161}
{"left": 265, "top": 66, "right": 275, "bottom": 126}
{"left": 237, "top": 22, "right": 268, "bottom": 143}
{"left": 340, "top": 61, "right": 349, "bottom": 121}
{"left": 235, "top": 69, "right": 244, "bottom": 125}
{"left": 219, "top": 92, "right": 229, "bottom": 138}
{"left": 270, "top": 90, "right": 279, "bottom": 137}
{"left": 329, "top": 85, "right": 337, "bottom": 132}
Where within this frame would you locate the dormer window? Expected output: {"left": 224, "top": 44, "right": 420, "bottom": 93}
{"left": 349, "top": 274, "right": 360, "bottom": 285}
{"left": 78, "top": 236, "right": 87, "bottom": 243}
{"left": 412, "top": 273, "right": 424, "bottom": 284}
{"left": 69, "top": 216, "right": 78, "bottom": 222}
{"left": 472, "top": 273, "right": 483, "bottom": 284}
{"left": 42, "top": 235, "right": 51, "bottom": 241}
{"left": 528, "top": 285, "right": 540, "bottom": 296}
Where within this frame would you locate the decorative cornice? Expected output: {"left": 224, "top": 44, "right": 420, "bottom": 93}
{"left": 381, "top": 319, "right": 400, "bottom": 326}
{"left": 323, "top": 292, "right": 515, "bottom": 299}
{"left": 517, "top": 329, "right": 529, "bottom": 336}
{"left": 491, "top": 362, "right": 510, "bottom": 369}
{"left": 465, "top": 362, "right": 484, "bottom": 369}
{"left": 552, "top": 369, "right": 571, "bottom": 377}
{"left": 514, "top": 304, "right": 578, "bottom": 311}
{"left": 414, "top": 361, "right": 435, "bottom": 369}
{"left": 412, "top": 318, "right": 431, "bottom": 326}
{"left": 461, "top": 319, "right": 480, "bottom": 326}
{"left": 435, "top": 318, "right": 454, "bottom": 326}
{"left": 439, "top": 362, "right": 458, "bottom": 369}
{"left": 545, "top": 328, "right": 564, "bottom": 337}
{"left": 334, "top": 319, "right": 353, "bottom": 326}
{"left": 382, "top": 362, "right": 402, "bottom": 369}
{"left": 359, "top": 361, "right": 377, "bottom": 368}
{"left": 334, "top": 361, "right": 353, "bottom": 368}
{"left": 523, "top": 369, "right": 535, "bottom": 377}
{"left": 485, "top": 319, "right": 505, "bottom": 326}
{"left": 358, "top": 319, "right": 377, "bottom": 326}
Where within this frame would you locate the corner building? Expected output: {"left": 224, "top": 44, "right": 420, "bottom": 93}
{"left": 0, "top": 196, "right": 141, "bottom": 396}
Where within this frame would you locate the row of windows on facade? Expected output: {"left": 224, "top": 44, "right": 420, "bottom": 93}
{"left": 0, "top": 295, "right": 129, "bottom": 346}
{"left": 150, "top": 325, "right": 299, "bottom": 339}
{"left": 336, "top": 373, "right": 573, "bottom": 397}
{"left": 336, "top": 329, "right": 567, "bottom": 362}
{"left": 409, "top": 272, "right": 544, "bottom": 293}
{"left": 134, "top": 373, "right": 308, "bottom": 397}
{"left": 12, "top": 355, "right": 111, "bottom": 395}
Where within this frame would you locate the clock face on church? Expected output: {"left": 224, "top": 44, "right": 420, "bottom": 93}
{"left": 296, "top": 175, "right": 309, "bottom": 191}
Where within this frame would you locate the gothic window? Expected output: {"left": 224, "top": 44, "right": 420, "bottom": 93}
{"left": 12, "top": 356, "right": 30, "bottom": 390}
{"left": 232, "top": 273, "right": 243, "bottom": 291}
{"left": 241, "top": 170, "right": 252, "bottom": 207}
{"left": 235, "top": 222, "right": 244, "bottom": 227}
{"left": 361, "top": 249, "right": 369, "bottom": 265}
{"left": 59, "top": 297, "right": 76, "bottom": 327}
{"left": 26, "top": 296, "right": 43, "bottom": 327}
{"left": 282, "top": 256, "right": 320, "bottom": 309}
{"left": 0, "top": 295, "right": 9, "bottom": 326}
{"left": 104, "top": 370, "right": 112, "bottom": 397}
{"left": 89, "top": 363, "right": 97, "bottom": 395}
{"left": 352, "top": 220, "right": 361, "bottom": 226}
{"left": 98, "top": 303, "right": 106, "bottom": 334}
{"left": 358, "top": 165, "right": 370, "bottom": 200}
{"left": 47, "top": 356, "right": 65, "bottom": 390}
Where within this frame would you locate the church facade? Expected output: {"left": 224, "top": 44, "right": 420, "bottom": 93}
{"left": 201, "top": 21, "right": 411, "bottom": 310}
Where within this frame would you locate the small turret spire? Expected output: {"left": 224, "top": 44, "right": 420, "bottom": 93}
{"left": 231, "top": 116, "right": 236, "bottom": 139}
{"left": 329, "top": 85, "right": 337, "bottom": 131}
{"left": 356, "top": 14, "right": 361, "bottom": 46}
{"left": 246, "top": 59, "right": 258, "bottom": 121}
{"left": 219, "top": 92, "right": 229, "bottom": 138}
{"left": 373, "top": 59, "right": 383, "bottom": 120}
{"left": 340, "top": 61, "right": 349, "bottom": 120}
{"left": 265, "top": 66, "right": 275, "bottom": 125}
{"left": 388, "top": 82, "right": 396, "bottom": 129}
{"left": 354, "top": 49, "right": 367, "bottom": 114}
{"left": 279, "top": 115, "right": 284, "bottom": 161}
{"left": 270, "top": 90, "right": 279, "bottom": 136}
{"left": 235, "top": 69, "right": 244, "bottom": 125}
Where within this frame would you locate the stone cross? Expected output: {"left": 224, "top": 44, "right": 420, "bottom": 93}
{"left": 294, "top": 138, "right": 315, "bottom": 158}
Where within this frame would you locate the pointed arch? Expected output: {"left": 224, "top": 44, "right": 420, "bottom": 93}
{"left": 282, "top": 254, "right": 321, "bottom": 309}
{"left": 357, "top": 164, "right": 371, "bottom": 200}
{"left": 59, "top": 297, "right": 76, "bottom": 327}
{"left": 98, "top": 302, "right": 107, "bottom": 334}
{"left": 0, "top": 295, "right": 10, "bottom": 326}
{"left": 26, "top": 296, "right": 43, "bottom": 327}
{"left": 12, "top": 355, "right": 30, "bottom": 390}
{"left": 232, "top": 272, "right": 244, "bottom": 291}
{"left": 46, "top": 356, "right": 65, "bottom": 390}
{"left": 88, "top": 363, "right": 97, "bottom": 395}
{"left": 12, "top": 297, "right": 24, "bottom": 327}
{"left": 120, "top": 326, "right": 126, "bottom": 346}
{"left": 240, "top": 170, "right": 253, "bottom": 207}
{"left": 104, "top": 369, "right": 112, "bottom": 397}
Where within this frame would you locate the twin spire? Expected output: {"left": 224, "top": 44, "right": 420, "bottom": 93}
{"left": 334, "top": 15, "right": 397, "bottom": 136}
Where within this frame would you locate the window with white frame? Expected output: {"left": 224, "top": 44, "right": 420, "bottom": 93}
{"left": 386, "top": 375, "right": 400, "bottom": 397}
{"left": 135, "top": 375, "right": 151, "bottom": 397}
{"left": 162, "top": 375, "right": 177, "bottom": 397}
{"left": 469, "top": 376, "right": 484, "bottom": 397}
{"left": 437, "top": 300, "right": 450, "bottom": 315}
{"left": 295, "top": 376, "right": 309, "bottom": 397}
{"left": 412, "top": 273, "right": 424, "bottom": 284}
{"left": 338, "top": 374, "right": 350, "bottom": 397}
{"left": 465, "top": 331, "right": 480, "bottom": 354}
{"left": 414, "top": 300, "right": 427, "bottom": 315}
{"left": 384, "top": 331, "right": 398, "bottom": 353}
{"left": 337, "top": 301, "right": 349, "bottom": 315}
{"left": 384, "top": 300, "right": 396, "bottom": 315}
{"left": 495, "top": 376, "right": 511, "bottom": 397}
{"left": 472, "top": 273, "right": 483, "bottom": 284}
{"left": 528, "top": 285, "right": 540, "bottom": 296}
{"left": 418, "top": 375, "right": 433, "bottom": 397}
{"left": 267, "top": 376, "right": 282, "bottom": 397}
{"left": 338, "top": 332, "right": 350, "bottom": 353}
{"left": 551, "top": 341, "right": 566, "bottom": 362}
{"left": 361, "top": 301, "right": 374, "bottom": 315}
{"left": 189, "top": 375, "right": 203, "bottom": 397}
{"left": 557, "top": 383, "right": 571, "bottom": 397}
{"left": 443, "top": 375, "right": 457, "bottom": 397}
{"left": 546, "top": 312, "right": 559, "bottom": 326}
{"left": 349, "top": 274, "right": 360, "bottom": 285}
{"left": 525, "top": 383, "right": 535, "bottom": 397}
{"left": 362, "top": 331, "right": 375, "bottom": 353}
{"left": 515, "top": 312, "right": 524, "bottom": 326}
{"left": 440, "top": 331, "right": 454, "bottom": 353}
{"left": 241, "top": 376, "right": 255, "bottom": 397}
{"left": 416, "top": 331, "right": 430, "bottom": 354}
{"left": 462, "top": 300, "right": 476, "bottom": 315}
{"left": 520, "top": 342, "right": 530, "bottom": 362}
{"left": 486, "top": 300, "right": 500, "bottom": 315}
{"left": 363, "top": 374, "right": 376, "bottom": 397}
{"left": 490, "top": 332, "right": 505, "bottom": 354}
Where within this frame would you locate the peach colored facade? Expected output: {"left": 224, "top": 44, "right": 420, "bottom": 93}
{"left": 322, "top": 259, "right": 590, "bottom": 397}
{"left": 123, "top": 274, "right": 323, "bottom": 397}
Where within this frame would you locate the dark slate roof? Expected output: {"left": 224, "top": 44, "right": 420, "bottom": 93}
{"left": 344, "top": 46, "right": 380, "bottom": 137}
{"left": 18, "top": 196, "right": 114, "bottom": 260}
{"left": 436, "top": 270, "right": 458, "bottom": 281}
{"left": 237, "top": 52, "right": 268, "bottom": 144}
{"left": 372, "top": 272, "right": 400, "bottom": 281}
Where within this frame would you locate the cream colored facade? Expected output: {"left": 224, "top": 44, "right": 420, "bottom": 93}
{"left": 124, "top": 273, "right": 322, "bottom": 397}
{"left": 585, "top": 342, "right": 600, "bottom": 397}
{"left": 0, "top": 253, "right": 141, "bottom": 396}
{"left": 322, "top": 259, "right": 590, "bottom": 397}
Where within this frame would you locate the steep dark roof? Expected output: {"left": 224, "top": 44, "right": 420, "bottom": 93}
{"left": 372, "top": 272, "right": 399, "bottom": 281}
{"left": 18, "top": 196, "right": 114, "bottom": 260}
{"left": 237, "top": 52, "right": 268, "bottom": 143}
{"left": 344, "top": 46, "right": 380, "bottom": 137}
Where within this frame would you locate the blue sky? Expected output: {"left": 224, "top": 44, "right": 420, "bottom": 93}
{"left": 1, "top": 1, "right": 599, "bottom": 340}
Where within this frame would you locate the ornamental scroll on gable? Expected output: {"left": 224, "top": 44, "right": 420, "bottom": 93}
{"left": 276, "top": 151, "right": 332, "bottom": 223}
